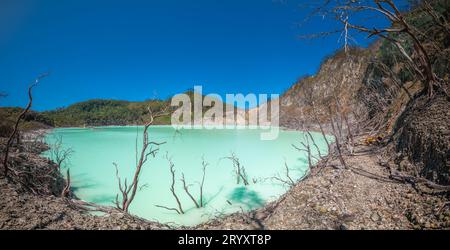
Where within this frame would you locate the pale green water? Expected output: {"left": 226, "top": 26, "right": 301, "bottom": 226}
{"left": 44, "top": 126, "right": 330, "bottom": 226}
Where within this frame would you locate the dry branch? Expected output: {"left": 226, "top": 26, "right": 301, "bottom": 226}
{"left": 49, "top": 135, "right": 74, "bottom": 170}
{"left": 2, "top": 73, "right": 48, "bottom": 178}
{"left": 308, "top": 0, "right": 443, "bottom": 97}
{"left": 271, "top": 162, "right": 296, "bottom": 187}
{"left": 61, "top": 168, "right": 71, "bottom": 198}
{"left": 156, "top": 154, "right": 184, "bottom": 214}
{"left": 224, "top": 153, "right": 249, "bottom": 186}
{"left": 199, "top": 157, "right": 208, "bottom": 207}
{"left": 114, "top": 106, "right": 169, "bottom": 212}
{"left": 181, "top": 173, "right": 200, "bottom": 208}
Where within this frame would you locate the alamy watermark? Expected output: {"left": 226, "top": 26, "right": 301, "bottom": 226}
{"left": 170, "top": 86, "right": 280, "bottom": 140}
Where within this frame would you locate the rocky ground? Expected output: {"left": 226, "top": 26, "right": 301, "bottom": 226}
{"left": 196, "top": 136, "right": 450, "bottom": 230}
{"left": 0, "top": 134, "right": 169, "bottom": 230}
{"left": 1, "top": 131, "right": 449, "bottom": 230}
{"left": 0, "top": 177, "right": 169, "bottom": 229}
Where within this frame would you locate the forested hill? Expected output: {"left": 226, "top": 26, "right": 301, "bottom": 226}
{"left": 41, "top": 99, "right": 171, "bottom": 127}
{"left": 0, "top": 90, "right": 234, "bottom": 129}
{"left": 0, "top": 99, "right": 171, "bottom": 133}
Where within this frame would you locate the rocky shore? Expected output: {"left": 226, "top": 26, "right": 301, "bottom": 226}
{"left": 0, "top": 133, "right": 170, "bottom": 230}
{"left": 1, "top": 130, "right": 449, "bottom": 230}
{"left": 196, "top": 135, "right": 450, "bottom": 230}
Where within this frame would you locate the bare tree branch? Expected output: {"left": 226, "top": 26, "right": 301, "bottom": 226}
{"left": 181, "top": 173, "right": 200, "bottom": 208}
{"left": 2, "top": 73, "right": 48, "bottom": 177}
{"left": 156, "top": 154, "right": 184, "bottom": 214}
{"left": 223, "top": 153, "right": 249, "bottom": 186}
{"left": 114, "top": 105, "right": 169, "bottom": 212}
{"left": 61, "top": 168, "right": 71, "bottom": 198}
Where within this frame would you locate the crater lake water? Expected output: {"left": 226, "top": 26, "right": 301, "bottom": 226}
{"left": 43, "top": 126, "right": 330, "bottom": 226}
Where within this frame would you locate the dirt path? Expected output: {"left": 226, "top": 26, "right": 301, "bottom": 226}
{"left": 197, "top": 139, "right": 450, "bottom": 229}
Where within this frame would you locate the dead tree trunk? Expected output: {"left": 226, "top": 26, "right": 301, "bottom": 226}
{"left": 307, "top": 131, "right": 322, "bottom": 159}
{"left": 115, "top": 106, "right": 168, "bottom": 213}
{"left": 181, "top": 173, "right": 200, "bottom": 208}
{"left": 61, "top": 168, "right": 71, "bottom": 198}
{"left": 311, "top": 106, "right": 331, "bottom": 152}
{"left": 224, "top": 153, "right": 249, "bottom": 186}
{"left": 199, "top": 158, "right": 208, "bottom": 207}
{"left": 329, "top": 109, "right": 348, "bottom": 169}
{"left": 333, "top": 96, "right": 354, "bottom": 154}
{"left": 2, "top": 73, "right": 47, "bottom": 178}
{"left": 272, "top": 161, "right": 296, "bottom": 187}
{"left": 156, "top": 155, "right": 184, "bottom": 214}
{"left": 306, "top": 1, "right": 445, "bottom": 98}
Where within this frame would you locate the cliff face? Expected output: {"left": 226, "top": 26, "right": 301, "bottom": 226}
{"left": 279, "top": 47, "right": 373, "bottom": 131}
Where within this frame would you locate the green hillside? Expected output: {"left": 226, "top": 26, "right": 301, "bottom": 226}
{"left": 41, "top": 99, "right": 171, "bottom": 127}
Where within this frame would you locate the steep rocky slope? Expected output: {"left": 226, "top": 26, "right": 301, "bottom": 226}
{"left": 279, "top": 47, "right": 373, "bottom": 130}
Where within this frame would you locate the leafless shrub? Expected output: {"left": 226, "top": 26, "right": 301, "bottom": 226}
{"left": 199, "top": 157, "right": 208, "bottom": 207}
{"left": 181, "top": 173, "right": 200, "bottom": 208}
{"left": 156, "top": 154, "right": 185, "bottom": 214}
{"left": 223, "top": 153, "right": 249, "bottom": 186}
{"left": 48, "top": 135, "right": 74, "bottom": 170}
{"left": 293, "top": 132, "right": 320, "bottom": 168}
{"left": 271, "top": 161, "right": 296, "bottom": 187}
{"left": 156, "top": 155, "right": 209, "bottom": 214}
{"left": 328, "top": 107, "right": 348, "bottom": 169}
{"left": 181, "top": 157, "right": 209, "bottom": 209}
{"left": 114, "top": 106, "right": 168, "bottom": 213}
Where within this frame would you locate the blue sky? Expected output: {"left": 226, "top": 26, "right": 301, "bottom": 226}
{"left": 0, "top": 0, "right": 392, "bottom": 111}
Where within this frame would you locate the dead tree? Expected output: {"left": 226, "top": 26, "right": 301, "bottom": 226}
{"left": 199, "top": 157, "right": 208, "bottom": 207}
{"left": 181, "top": 173, "right": 200, "bottom": 208}
{"left": 422, "top": 0, "right": 450, "bottom": 37}
{"left": 297, "top": 118, "right": 324, "bottom": 160}
{"left": 306, "top": 131, "right": 323, "bottom": 159}
{"left": 224, "top": 153, "right": 249, "bottom": 186}
{"left": 374, "top": 60, "right": 413, "bottom": 100}
{"left": 271, "top": 162, "right": 296, "bottom": 187}
{"left": 292, "top": 132, "right": 320, "bottom": 168}
{"left": 328, "top": 107, "right": 348, "bottom": 169}
{"left": 179, "top": 157, "right": 209, "bottom": 209}
{"left": 156, "top": 154, "right": 184, "bottom": 214}
{"left": 315, "top": 0, "right": 443, "bottom": 97}
{"left": 49, "top": 135, "right": 74, "bottom": 170}
{"left": 311, "top": 107, "right": 331, "bottom": 152}
{"left": 333, "top": 95, "right": 355, "bottom": 154}
{"left": 2, "top": 73, "right": 48, "bottom": 178}
{"left": 61, "top": 168, "right": 71, "bottom": 198}
{"left": 114, "top": 106, "right": 168, "bottom": 213}
{"left": 302, "top": 86, "right": 331, "bottom": 152}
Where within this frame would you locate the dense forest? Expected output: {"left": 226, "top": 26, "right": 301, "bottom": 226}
{"left": 42, "top": 99, "right": 171, "bottom": 127}
{"left": 0, "top": 89, "right": 233, "bottom": 131}
{"left": 0, "top": 99, "right": 171, "bottom": 135}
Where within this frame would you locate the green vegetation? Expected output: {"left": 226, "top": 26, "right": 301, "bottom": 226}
{"left": 375, "top": 0, "right": 450, "bottom": 86}
{"left": 0, "top": 107, "right": 53, "bottom": 137}
{"left": 0, "top": 89, "right": 229, "bottom": 132}
{"left": 41, "top": 99, "right": 171, "bottom": 127}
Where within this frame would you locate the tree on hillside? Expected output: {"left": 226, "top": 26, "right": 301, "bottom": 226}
{"left": 304, "top": 0, "right": 449, "bottom": 98}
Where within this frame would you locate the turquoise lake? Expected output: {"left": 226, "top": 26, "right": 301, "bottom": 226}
{"left": 44, "top": 126, "right": 330, "bottom": 226}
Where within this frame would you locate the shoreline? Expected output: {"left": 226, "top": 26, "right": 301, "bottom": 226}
{"left": 2, "top": 126, "right": 449, "bottom": 229}
{"left": 40, "top": 126, "right": 325, "bottom": 227}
